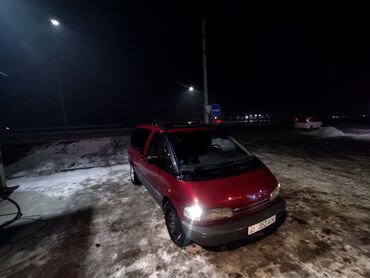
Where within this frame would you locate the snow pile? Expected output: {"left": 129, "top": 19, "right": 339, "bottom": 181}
{"left": 308, "top": 126, "right": 345, "bottom": 138}
{"left": 6, "top": 137, "right": 130, "bottom": 178}
{"left": 345, "top": 127, "right": 370, "bottom": 134}
{"left": 8, "top": 164, "right": 129, "bottom": 198}
{"left": 306, "top": 126, "right": 370, "bottom": 140}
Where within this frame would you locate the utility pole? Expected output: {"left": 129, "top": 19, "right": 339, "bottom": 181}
{"left": 0, "top": 71, "right": 7, "bottom": 192}
{"left": 202, "top": 16, "right": 209, "bottom": 124}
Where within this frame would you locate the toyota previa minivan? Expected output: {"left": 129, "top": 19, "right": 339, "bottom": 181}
{"left": 128, "top": 122, "right": 286, "bottom": 246}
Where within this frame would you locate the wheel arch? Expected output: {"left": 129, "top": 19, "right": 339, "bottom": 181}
{"left": 162, "top": 196, "right": 171, "bottom": 210}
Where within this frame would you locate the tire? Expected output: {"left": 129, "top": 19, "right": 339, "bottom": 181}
{"left": 130, "top": 163, "right": 141, "bottom": 185}
{"left": 164, "top": 202, "right": 190, "bottom": 247}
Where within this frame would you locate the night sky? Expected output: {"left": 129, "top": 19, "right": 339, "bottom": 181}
{"left": 1, "top": 1, "right": 369, "bottom": 129}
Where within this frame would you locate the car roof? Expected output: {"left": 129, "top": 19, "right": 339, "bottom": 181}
{"left": 136, "top": 121, "right": 216, "bottom": 133}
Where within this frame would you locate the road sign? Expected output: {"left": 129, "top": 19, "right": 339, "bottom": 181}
{"left": 205, "top": 105, "right": 212, "bottom": 114}
{"left": 210, "top": 104, "right": 221, "bottom": 118}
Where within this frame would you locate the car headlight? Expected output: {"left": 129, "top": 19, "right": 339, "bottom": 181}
{"left": 184, "top": 205, "right": 233, "bottom": 222}
{"left": 270, "top": 183, "right": 281, "bottom": 201}
{"left": 183, "top": 205, "right": 203, "bottom": 221}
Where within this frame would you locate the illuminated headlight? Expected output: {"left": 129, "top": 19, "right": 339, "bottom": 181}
{"left": 183, "top": 205, "right": 203, "bottom": 221}
{"left": 184, "top": 206, "right": 233, "bottom": 222}
{"left": 270, "top": 183, "right": 281, "bottom": 201}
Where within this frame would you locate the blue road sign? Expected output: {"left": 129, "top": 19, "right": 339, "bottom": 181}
{"left": 211, "top": 104, "right": 221, "bottom": 118}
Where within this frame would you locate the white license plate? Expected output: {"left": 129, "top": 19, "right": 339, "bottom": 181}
{"left": 248, "top": 215, "right": 276, "bottom": 235}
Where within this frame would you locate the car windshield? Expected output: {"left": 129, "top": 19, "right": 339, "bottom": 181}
{"left": 167, "top": 130, "right": 255, "bottom": 174}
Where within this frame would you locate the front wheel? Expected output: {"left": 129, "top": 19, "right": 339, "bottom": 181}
{"left": 130, "top": 163, "right": 141, "bottom": 185}
{"left": 164, "top": 202, "right": 190, "bottom": 247}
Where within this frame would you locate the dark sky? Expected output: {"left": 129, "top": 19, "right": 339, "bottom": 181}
{"left": 1, "top": 1, "right": 370, "bottom": 129}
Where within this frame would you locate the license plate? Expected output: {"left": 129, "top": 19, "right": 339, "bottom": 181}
{"left": 248, "top": 215, "right": 276, "bottom": 235}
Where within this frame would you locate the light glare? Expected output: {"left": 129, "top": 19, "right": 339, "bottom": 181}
{"left": 189, "top": 86, "right": 194, "bottom": 91}
{"left": 50, "top": 19, "right": 60, "bottom": 26}
{"left": 184, "top": 205, "right": 202, "bottom": 221}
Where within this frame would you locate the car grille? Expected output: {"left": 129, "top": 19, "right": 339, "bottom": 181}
{"left": 233, "top": 197, "right": 271, "bottom": 217}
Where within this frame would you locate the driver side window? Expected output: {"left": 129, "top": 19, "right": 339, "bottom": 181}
{"left": 148, "top": 133, "right": 175, "bottom": 174}
{"left": 148, "top": 133, "right": 164, "bottom": 157}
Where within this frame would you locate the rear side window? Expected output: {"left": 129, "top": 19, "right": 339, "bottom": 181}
{"left": 130, "top": 128, "right": 151, "bottom": 153}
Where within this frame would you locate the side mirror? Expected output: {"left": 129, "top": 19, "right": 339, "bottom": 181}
{"left": 147, "top": 155, "right": 161, "bottom": 165}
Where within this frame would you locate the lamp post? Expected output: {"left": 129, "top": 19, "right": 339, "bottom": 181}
{"left": 201, "top": 16, "right": 209, "bottom": 124}
{"left": 50, "top": 18, "right": 69, "bottom": 134}
{"left": 0, "top": 71, "right": 8, "bottom": 192}
{"left": 0, "top": 148, "right": 6, "bottom": 193}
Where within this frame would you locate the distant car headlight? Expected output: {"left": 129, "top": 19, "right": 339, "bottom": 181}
{"left": 270, "top": 183, "right": 281, "bottom": 201}
{"left": 184, "top": 206, "right": 233, "bottom": 222}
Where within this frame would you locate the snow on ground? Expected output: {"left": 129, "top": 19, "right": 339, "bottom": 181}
{"left": 5, "top": 137, "right": 130, "bottom": 178}
{"left": 304, "top": 126, "right": 370, "bottom": 140}
{"left": 7, "top": 164, "right": 129, "bottom": 198}
{"left": 1, "top": 128, "right": 370, "bottom": 277}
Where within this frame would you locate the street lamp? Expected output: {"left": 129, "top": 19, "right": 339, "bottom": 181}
{"left": 49, "top": 18, "right": 69, "bottom": 135}
{"left": 50, "top": 18, "right": 60, "bottom": 26}
{"left": 189, "top": 86, "right": 194, "bottom": 92}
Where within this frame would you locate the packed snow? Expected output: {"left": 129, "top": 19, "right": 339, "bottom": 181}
{"left": 1, "top": 128, "right": 370, "bottom": 277}
{"left": 6, "top": 137, "right": 130, "bottom": 178}
{"left": 304, "top": 126, "right": 370, "bottom": 140}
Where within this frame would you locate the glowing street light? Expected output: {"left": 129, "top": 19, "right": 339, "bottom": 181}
{"left": 189, "top": 86, "right": 194, "bottom": 92}
{"left": 50, "top": 19, "right": 60, "bottom": 26}
{"left": 49, "top": 18, "right": 69, "bottom": 136}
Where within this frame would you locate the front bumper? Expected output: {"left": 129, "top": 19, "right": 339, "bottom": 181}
{"left": 182, "top": 197, "right": 286, "bottom": 246}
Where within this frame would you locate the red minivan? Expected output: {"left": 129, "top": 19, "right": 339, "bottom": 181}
{"left": 128, "top": 122, "right": 286, "bottom": 246}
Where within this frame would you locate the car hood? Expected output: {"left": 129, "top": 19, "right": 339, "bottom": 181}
{"left": 186, "top": 165, "right": 278, "bottom": 209}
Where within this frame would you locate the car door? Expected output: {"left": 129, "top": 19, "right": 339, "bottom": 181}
{"left": 130, "top": 128, "right": 151, "bottom": 180}
{"left": 143, "top": 132, "right": 178, "bottom": 204}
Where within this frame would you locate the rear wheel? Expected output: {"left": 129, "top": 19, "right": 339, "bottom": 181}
{"left": 130, "top": 163, "right": 141, "bottom": 185}
{"left": 164, "top": 202, "right": 190, "bottom": 247}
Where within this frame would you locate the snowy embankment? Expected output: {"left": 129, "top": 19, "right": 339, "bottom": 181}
{"left": 6, "top": 137, "right": 130, "bottom": 179}
{"left": 6, "top": 137, "right": 130, "bottom": 197}
{"left": 304, "top": 126, "right": 370, "bottom": 140}
{"left": 1, "top": 132, "right": 370, "bottom": 277}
